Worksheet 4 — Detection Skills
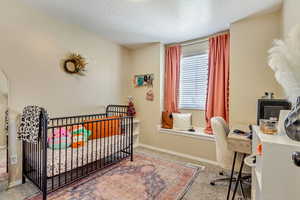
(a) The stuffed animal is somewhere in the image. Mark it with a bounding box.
[127,96,136,117]
[69,125,91,148]
[48,127,72,149]
[71,132,87,148]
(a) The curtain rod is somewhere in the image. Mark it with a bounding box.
[181,39,208,47]
[166,30,229,47]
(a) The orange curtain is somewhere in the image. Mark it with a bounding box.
[164,45,181,113]
[205,33,230,134]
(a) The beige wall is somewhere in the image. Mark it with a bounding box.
[0,94,8,147]
[229,10,284,127]
[0,70,8,147]
[0,0,130,184]
[0,70,8,96]
[283,0,300,37]
[125,44,217,162]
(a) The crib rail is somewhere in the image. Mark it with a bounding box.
[49,113,107,127]
[23,105,133,200]
[106,104,129,117]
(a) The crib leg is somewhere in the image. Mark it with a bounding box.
[130,147,133,162]
[43,191,47,200]
[22,175,26,184]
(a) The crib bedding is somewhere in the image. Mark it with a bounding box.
[46,134,128,177]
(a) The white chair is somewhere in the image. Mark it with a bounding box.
[210,117,250,186]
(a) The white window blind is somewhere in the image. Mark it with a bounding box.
[179,53,209,110]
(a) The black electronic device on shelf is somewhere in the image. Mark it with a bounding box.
[257,99,291,125]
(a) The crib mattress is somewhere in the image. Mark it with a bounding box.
[46,135,128,177]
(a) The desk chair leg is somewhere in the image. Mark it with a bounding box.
[210,177,237,185]
[239,180,246,199]
[232,154,246,200]
[227,152,237,200]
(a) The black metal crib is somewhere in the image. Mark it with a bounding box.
[22,105,133,200]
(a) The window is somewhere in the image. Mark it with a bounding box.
[179,43,209,110]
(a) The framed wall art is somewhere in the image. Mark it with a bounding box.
[134,74,154,87]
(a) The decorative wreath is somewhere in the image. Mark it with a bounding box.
[64,53,87,74]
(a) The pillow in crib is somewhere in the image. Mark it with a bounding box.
[172,113,192,131]
[69,125,92,137]
[48,127,72,149]
[71,133,88,148]
[84,116,121,140]
[70,126,91,148]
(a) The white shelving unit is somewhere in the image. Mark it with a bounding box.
[252,126,300,200]
[132,119,140,148]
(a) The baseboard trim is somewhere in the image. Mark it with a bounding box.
[8,179,22,188]
[138,143,218,166]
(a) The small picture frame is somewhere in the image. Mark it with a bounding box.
[134,74,154,87]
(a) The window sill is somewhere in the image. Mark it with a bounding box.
[157,126,215,141]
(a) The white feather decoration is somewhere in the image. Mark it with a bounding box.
[268,24,300,104]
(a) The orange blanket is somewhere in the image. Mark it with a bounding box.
[84,116,121,140]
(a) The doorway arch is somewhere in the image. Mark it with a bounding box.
[0,68,8,187]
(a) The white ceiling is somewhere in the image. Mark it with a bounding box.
[21,0,281,47]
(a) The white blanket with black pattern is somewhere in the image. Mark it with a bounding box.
[5,109,8,134]
[17,105,48,143]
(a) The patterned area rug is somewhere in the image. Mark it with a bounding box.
[28,153,202,200]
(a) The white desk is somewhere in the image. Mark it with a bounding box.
[252,126,300,200]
